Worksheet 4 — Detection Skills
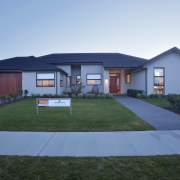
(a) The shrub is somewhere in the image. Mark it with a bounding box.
[77,93,84,98]
[97,94,106,99]
[127,89,143,98]
[85,93,96,99]
[71,94,76,98]
[52,94,60,98]
[24,89,29,97]
[106,93,113,99]
[42,94,53,98]
[61,94,70,98]
[167,94,180,110]
[137,93,143,98]
[149,94,158,98]
[31,94,41,98]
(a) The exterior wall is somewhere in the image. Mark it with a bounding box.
[56,65,71,76]
[144,52,180,95]
[81,65,104,93]
[22,72,58,96]
[124,70,146,93]
[103,69,109,93]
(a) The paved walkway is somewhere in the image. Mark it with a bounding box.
[114,96,180,130]
[0,131,180,157]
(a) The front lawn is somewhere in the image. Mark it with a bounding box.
[143,97,170,107]
[0,98,153,131]
[0,156,180,179]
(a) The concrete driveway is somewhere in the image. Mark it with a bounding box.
[114,96,180,130]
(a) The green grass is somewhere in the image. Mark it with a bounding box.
[143,97,170,107]
[0,98,153,131]
[0,156,180,179]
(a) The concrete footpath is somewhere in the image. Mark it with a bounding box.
[114,96,180,130]
[0,131,180,157]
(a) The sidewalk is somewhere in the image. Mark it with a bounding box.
[114,96,180,130]
[0,131,180,157]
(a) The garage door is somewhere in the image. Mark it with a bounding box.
[0,72,22,95]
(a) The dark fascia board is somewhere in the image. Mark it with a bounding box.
[143,47,180,66]
[104,67,138,70]
[23,69,68,75]
[0,69,22,73]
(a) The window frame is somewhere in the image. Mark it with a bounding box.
[86,73,102,86]
[153,67,165,94]
[36,72,55,87]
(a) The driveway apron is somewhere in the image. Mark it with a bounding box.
[114,96,180,130]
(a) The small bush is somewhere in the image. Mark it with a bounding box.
[71,94,76,98]
[31,94,41,98]
[61,94,70,98]
[127,89,144,98]
[106,93,113,99]
[97,94,106,99]
[167,94,180,110]
[149,94,158,98]
[77,93,84,98]
[137,93,143,99]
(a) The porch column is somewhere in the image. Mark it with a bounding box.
[104,69,109,93]
[121,69,125,94]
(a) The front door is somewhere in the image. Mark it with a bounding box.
[110,75,120,93]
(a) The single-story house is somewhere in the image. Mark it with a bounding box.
[0,47,179,96]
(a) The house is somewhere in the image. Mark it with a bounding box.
[0,47,179,96]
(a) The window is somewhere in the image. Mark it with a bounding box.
[125,73,131,84]
[60,73,63,87]
[87,74,102,85]
[60,80,63,87]
[76,75,81,85]
[154,68,164,94]
[36,73,55,87]
[66,76,71,87]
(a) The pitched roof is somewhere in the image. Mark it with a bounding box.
[0,56,67,73]
[38,53,147,68]
[0,53,148,71]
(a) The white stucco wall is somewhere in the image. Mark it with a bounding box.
[56,65,71,76]
[22,72,62,96]
[124,70,146,93]
[81,65,104,93]
[103,69,109,93]
[144,52,180,95]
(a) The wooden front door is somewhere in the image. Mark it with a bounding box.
[110,75,120,93]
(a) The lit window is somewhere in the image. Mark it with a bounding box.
[87,74,101,85]
[154,68,164,94]
[36,73,55,87]
[125,73,131,84]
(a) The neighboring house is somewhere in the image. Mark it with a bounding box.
[0,47,179,96]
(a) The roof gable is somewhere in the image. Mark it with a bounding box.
[144,47,180,66]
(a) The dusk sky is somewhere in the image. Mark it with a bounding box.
[0,0,180,60]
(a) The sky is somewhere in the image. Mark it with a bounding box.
[0,0,180,60]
